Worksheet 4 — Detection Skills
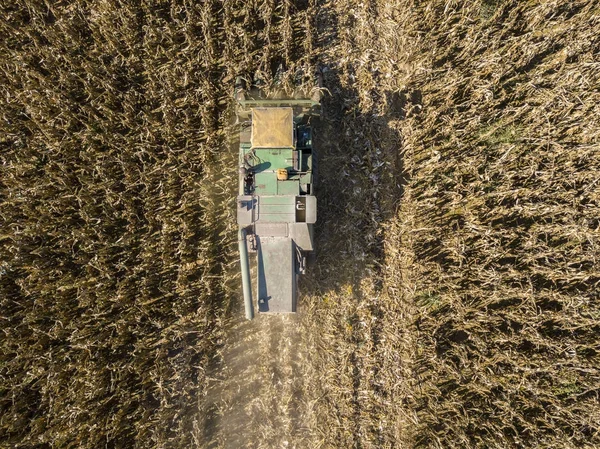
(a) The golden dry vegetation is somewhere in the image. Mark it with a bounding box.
[1,0,599,448]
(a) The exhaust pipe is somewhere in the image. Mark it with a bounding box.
[238,227,254,320]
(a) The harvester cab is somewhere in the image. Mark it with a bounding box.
[235,73,322,319]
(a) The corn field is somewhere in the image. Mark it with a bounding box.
[1,0,599,448]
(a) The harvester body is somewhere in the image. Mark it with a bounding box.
[236,92,319,318]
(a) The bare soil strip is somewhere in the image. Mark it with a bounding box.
[202,315,313,449]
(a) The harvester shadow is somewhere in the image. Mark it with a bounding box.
[294,66,409,446]
[299,66,406,298]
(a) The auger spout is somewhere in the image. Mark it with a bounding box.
[238,227,254,320]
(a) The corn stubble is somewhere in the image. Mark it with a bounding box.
[1,0,599,448]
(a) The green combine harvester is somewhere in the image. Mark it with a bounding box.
[235,72,322,319]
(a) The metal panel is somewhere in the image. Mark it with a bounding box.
[236,195,255,225]
[305,196,317,224]
[254,148,295,170]
[256,195,296,223]
[277,180,299,195]
[289,223,314,251]
[254,223,288,238]
[254,172,278,195]
[257,237,296,313]
[299,172,312,185]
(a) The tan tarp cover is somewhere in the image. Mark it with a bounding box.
[251,107,294,149]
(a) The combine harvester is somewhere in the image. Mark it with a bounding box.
[235,72,322,319]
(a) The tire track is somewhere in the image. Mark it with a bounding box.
[201,314,313,449]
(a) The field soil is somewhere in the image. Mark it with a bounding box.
[2,1,599,449]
